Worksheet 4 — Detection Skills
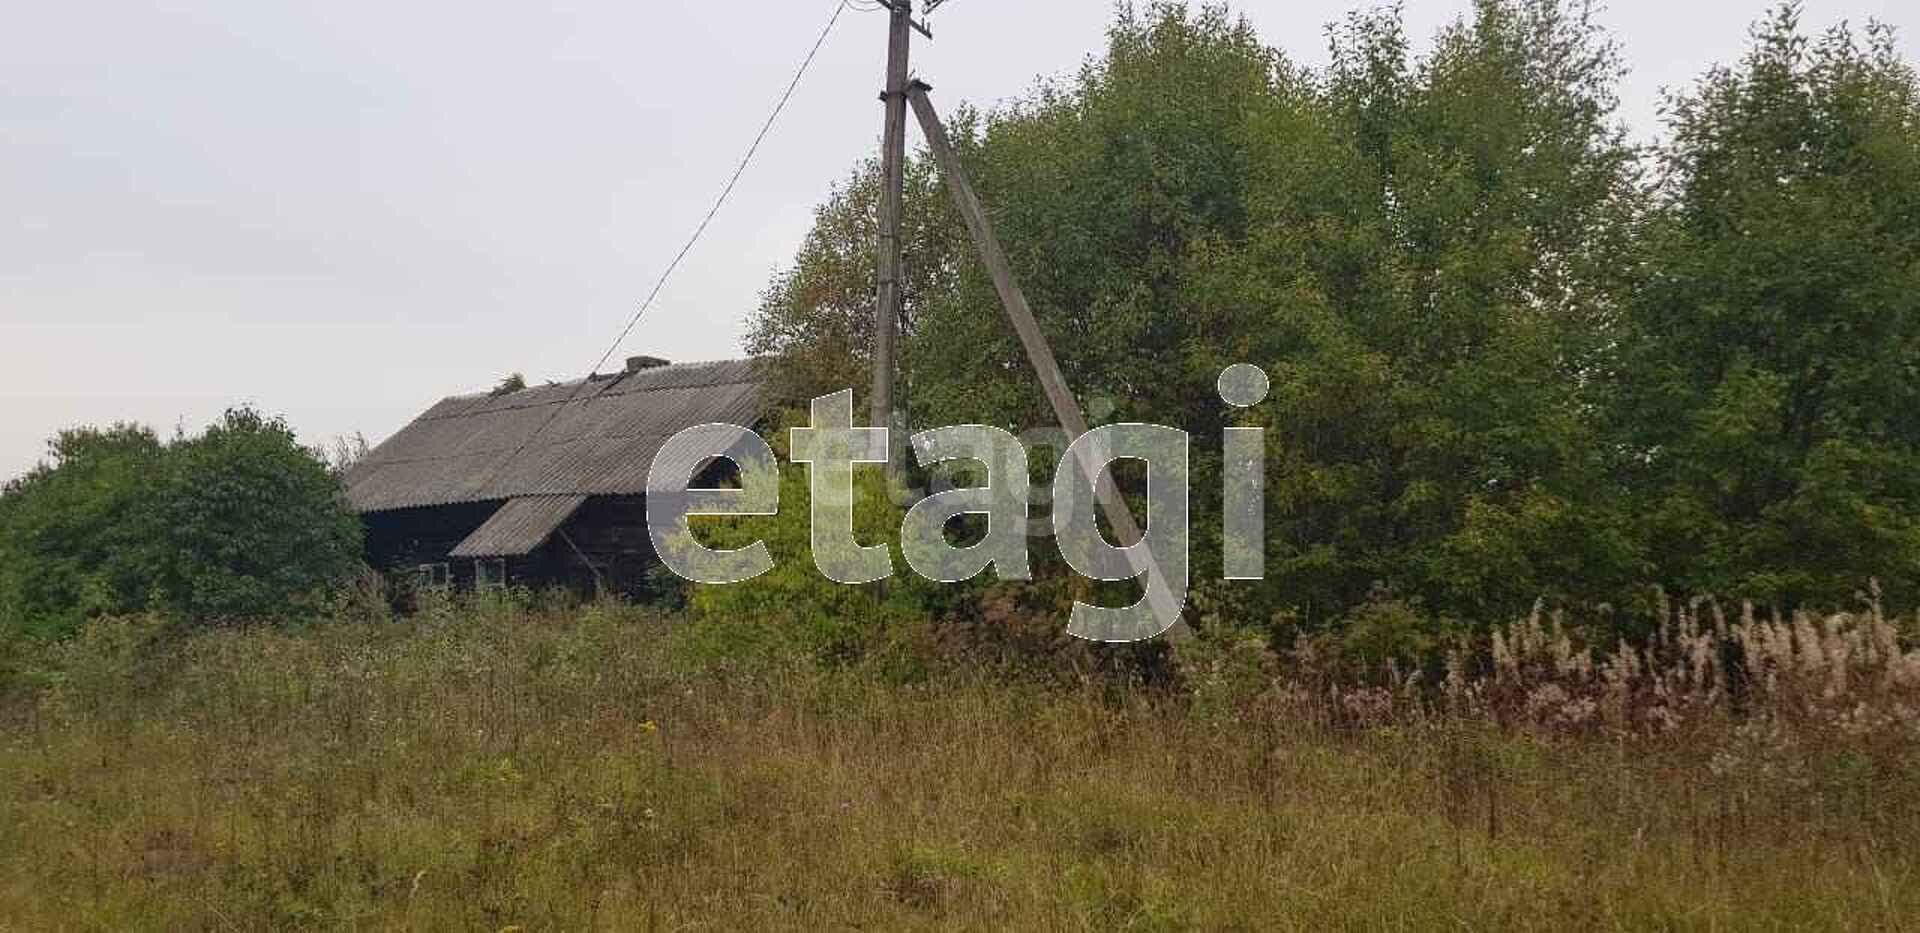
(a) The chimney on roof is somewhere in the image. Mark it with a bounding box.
[624,355,671,374]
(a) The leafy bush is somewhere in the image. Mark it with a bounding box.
[0,407,363,637]
[671,425,944,667]
[0,424,162,638]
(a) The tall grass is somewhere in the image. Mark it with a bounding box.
[1,597,1916,929]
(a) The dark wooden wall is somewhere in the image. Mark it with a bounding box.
[524,495,664,599]
[361,495,670,601]
[362,501,498,590]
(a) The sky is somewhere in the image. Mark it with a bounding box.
[3,0,1916,482]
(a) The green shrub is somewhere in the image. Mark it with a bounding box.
[672,455,941,668]
[1326,590,1447,675]
[0,407,363,638]
[0,424,162,638]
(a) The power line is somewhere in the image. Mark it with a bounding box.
[583,0,853,380]
[467,0,851,497]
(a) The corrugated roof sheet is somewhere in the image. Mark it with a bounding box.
[345,359,766,513]
[450,494,588,558]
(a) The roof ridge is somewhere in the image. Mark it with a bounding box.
[344,359,766,513]
[443,357,760,402]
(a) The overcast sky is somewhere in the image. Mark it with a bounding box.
[3,0,1915,481]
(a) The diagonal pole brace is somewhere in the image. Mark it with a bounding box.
[905,80,1189,642]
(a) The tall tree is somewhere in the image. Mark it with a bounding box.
[744,151,964,409]
[1619,4,1920,607]
[141,408,365,623]
[746,0,1647,630]
[905,2,1283,432]
[1197,0,1644,624]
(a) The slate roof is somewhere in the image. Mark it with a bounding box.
[448,494,588,558]
[344,359,765,514]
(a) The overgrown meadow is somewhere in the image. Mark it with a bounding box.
[2,591,1917,929]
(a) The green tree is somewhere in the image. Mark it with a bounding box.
[0,407,364,637]
[141,408,365,623]
[745,151,965,408]
[906,2,1282,433]
[1618,4,1920,607]
[748,0,1920,638]
[0,425,164,638]
[1232,0,1645,625]
[746,0,1648,635]
[890,2,1291,603]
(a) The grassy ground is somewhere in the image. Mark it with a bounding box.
[1,606,1914,930]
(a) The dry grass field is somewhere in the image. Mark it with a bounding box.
[2,600,1917,930]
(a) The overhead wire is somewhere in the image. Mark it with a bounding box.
[581,0,855,380]
[470,0,853,495]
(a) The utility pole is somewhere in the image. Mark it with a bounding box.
[861,4,1187,638]
[871,0,913,473]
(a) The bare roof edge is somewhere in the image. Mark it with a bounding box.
[344,357,766,514]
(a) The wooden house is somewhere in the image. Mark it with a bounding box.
[342,356,764,596]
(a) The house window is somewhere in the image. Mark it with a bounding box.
[416,563,451,590]
[475,558,508,591]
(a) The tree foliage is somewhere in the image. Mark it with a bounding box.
[1208,0,1645,624]
[1617,6,1920,609]
[747,0,1920,637]
[0,408,363,637]
[0,425,164,639]
[671,415,946,666]
[744,149,966,409]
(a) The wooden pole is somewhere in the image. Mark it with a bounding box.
[906,81,1187,639]
[871,0,913,471]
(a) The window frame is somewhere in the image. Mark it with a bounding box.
[416,562,451,590]
[474,557,508,592]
